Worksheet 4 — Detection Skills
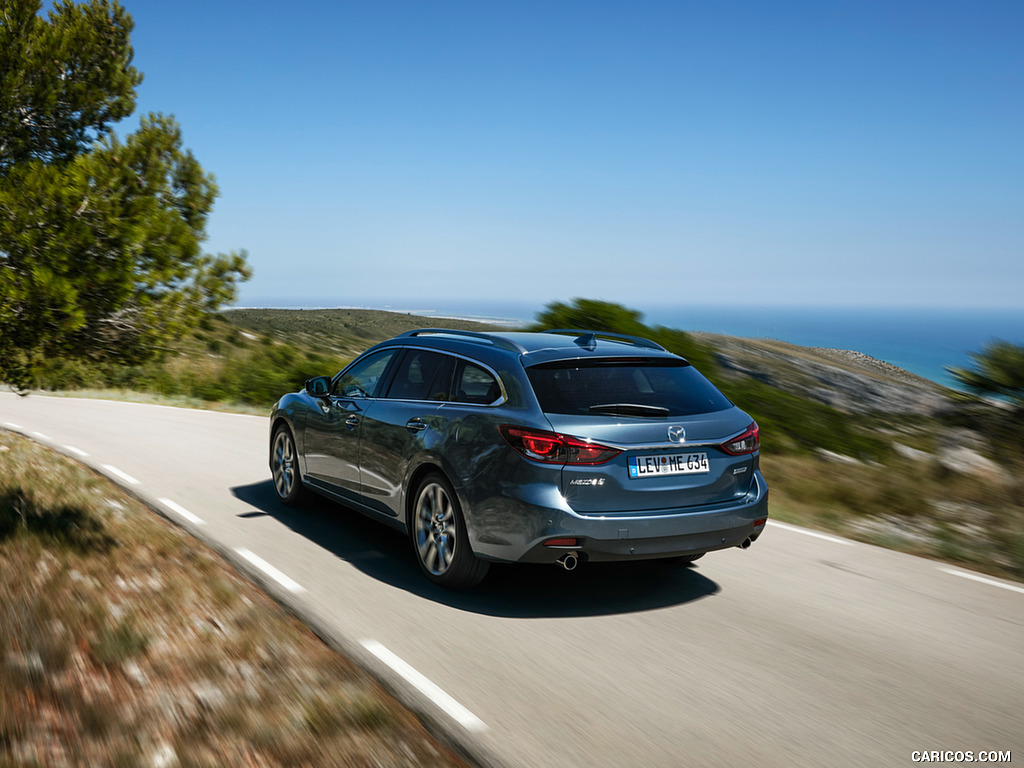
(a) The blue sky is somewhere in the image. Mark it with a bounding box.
[114,0,1022,312]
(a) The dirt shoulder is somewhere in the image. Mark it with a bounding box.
[0,430,473,768]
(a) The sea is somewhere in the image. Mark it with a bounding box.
[242,298,1024,391]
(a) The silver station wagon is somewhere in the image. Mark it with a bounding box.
[270,329,768,588]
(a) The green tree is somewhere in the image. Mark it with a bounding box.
[0,0,249,390]
[533,298,650,337]
[950,341,1024,409]
[532,298,717,372]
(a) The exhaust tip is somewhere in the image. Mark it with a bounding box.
[557,552,579,571]
[739,537,753,549]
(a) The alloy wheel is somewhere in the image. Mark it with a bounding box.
[414,481,457,575]
[272,428,296,500]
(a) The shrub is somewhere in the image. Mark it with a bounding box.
[721,377,888,460]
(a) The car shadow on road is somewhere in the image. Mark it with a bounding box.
[231,479,721,618]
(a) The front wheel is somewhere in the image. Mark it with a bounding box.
[271,425,306,505]
[411,473,489,589]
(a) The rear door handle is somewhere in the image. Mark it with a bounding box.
[406,418,428,432]
[345,415,361,428]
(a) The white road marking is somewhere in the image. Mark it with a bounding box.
[939,567,1024,595]
[767,520,855,545]
[234,548,305,593]
[63,445,89,457]
[361,639,488,733]
[159,498,205,526]
[102,464,141,485]
[3,422,23,429]
[31,431,51,441]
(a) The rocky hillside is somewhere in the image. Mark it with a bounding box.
[701,333,950,416]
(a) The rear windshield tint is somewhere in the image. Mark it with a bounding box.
[526,358,732,417]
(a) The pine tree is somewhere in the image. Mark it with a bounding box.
[0,0,250,390]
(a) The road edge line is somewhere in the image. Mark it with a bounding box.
[767,519,855,545]
[939,567,1024,595]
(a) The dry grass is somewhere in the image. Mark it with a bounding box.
[0,431,470,768]
[763,451,1024,582]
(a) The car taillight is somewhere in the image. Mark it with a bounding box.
[499,425,621,465]
[721,422,760,455]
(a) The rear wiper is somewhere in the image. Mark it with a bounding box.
[589,403,670,417]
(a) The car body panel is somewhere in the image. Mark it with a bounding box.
[358,399,446,517]
[302,396,365,492]
[542,410,757,513]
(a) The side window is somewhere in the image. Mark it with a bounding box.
[384,350,454,401]
[334,349,396,398]
[453,361,502,405]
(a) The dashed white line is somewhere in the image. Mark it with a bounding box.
[31,431,51,441]
[767,520,855,545]
[63,445,89,457]
[102,464,140,485]
[234,548,305,593]
[361,639,488,732]
[3,422,23,430]
[940,567,1024,595]
[159,498,205,526]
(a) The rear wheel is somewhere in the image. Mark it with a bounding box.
[412,473,489,589]
[271,425,306,505]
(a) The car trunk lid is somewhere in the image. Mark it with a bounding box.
[544,410,757,514]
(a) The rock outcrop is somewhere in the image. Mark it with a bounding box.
[705,334,950,416]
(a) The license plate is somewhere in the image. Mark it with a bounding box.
[628,452,709,478]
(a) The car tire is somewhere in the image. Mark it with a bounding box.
[271,424,306,506]
[411,473,489,589]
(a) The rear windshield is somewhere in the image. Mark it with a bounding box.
[526,357,732,417]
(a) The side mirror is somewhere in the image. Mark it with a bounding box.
[304,376,332,398]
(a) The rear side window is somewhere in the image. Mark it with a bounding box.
[453,361,502,405]
[526,358,732,417]
[384,350,454,401]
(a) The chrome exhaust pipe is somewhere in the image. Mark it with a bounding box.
[557,552,579,571]
[739,537,752,549]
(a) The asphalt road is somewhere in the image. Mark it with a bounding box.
[2,392,1021,768]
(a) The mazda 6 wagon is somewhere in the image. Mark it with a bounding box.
[269,328,768,588]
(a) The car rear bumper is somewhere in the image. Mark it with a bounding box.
[467,470,769,564]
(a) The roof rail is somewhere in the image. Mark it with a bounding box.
[541,328,667,351]
[400,328,527,354]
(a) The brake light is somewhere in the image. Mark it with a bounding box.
[721,422,760,455]
[519,430,563,461]
[499,425,621,465]
[564,435,621,464]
